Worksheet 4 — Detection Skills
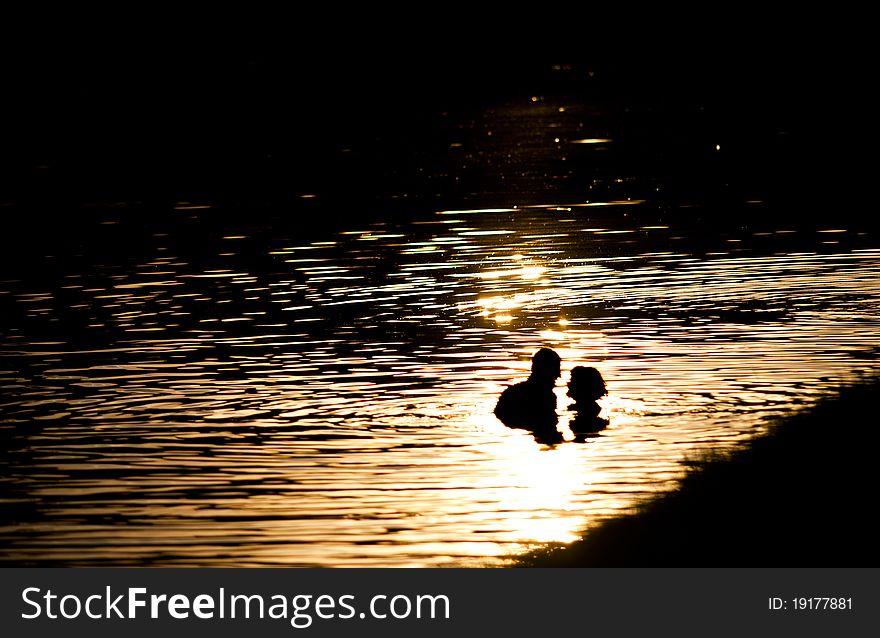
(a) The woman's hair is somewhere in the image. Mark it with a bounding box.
[568,366,607,400]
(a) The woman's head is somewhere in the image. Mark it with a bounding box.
[567,366,607,401]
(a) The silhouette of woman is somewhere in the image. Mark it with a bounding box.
[566,366,608,437]
[494,348,563,443]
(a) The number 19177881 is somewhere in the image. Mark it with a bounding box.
[769,597,852,611]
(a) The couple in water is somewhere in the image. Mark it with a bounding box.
[494,348,607,443]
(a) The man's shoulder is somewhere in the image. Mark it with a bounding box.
[494,379,558,428]
[497,380,552,406]
[498,380,538,400]
[501,380,529,394]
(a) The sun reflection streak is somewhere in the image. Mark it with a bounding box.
[474,432,612,545]
[476,295,525,312]
[477,265,547,280]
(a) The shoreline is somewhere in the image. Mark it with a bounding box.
[518,376,880,567]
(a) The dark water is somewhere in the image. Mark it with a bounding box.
[2,75,879,565]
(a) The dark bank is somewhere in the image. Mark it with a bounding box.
[520,377,880,566]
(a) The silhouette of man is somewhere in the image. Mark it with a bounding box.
[494,348,562,436]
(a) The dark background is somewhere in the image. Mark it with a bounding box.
[1,26,874,273]
[3,36,872,201]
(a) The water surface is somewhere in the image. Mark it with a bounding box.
[2,96,879,566]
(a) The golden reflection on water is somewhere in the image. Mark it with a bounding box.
[2,203,880,566]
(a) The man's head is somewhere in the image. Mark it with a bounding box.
[530,348,561,384]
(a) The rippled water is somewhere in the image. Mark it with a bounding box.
[2,95,880,566]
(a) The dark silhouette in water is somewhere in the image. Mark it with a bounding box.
[567,366,608,438]
[494,348,563,443]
